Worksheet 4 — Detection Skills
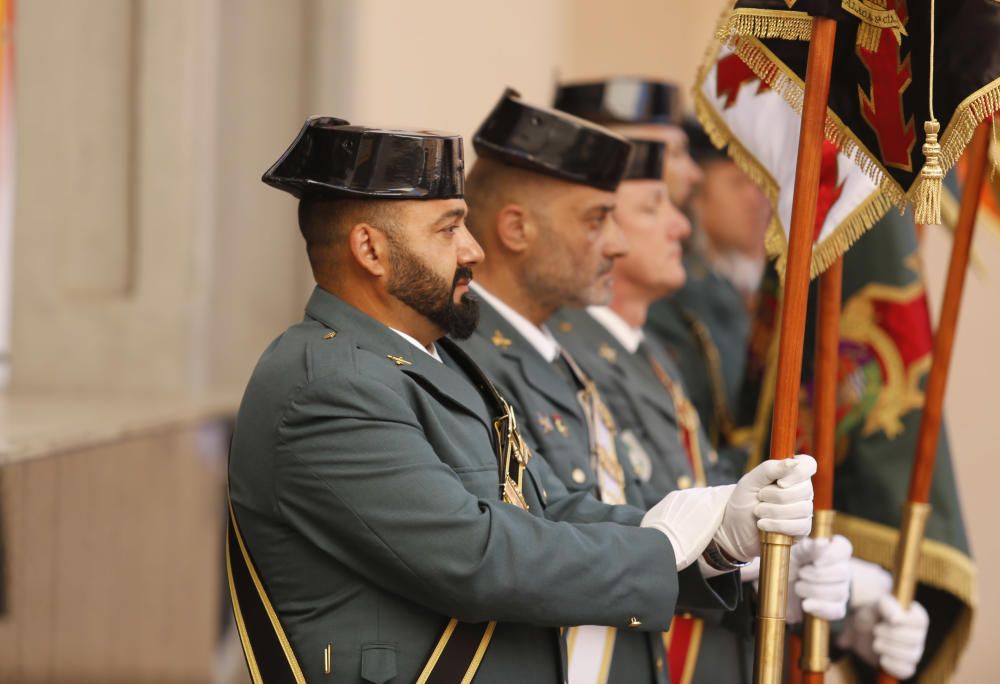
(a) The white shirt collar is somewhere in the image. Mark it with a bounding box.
[587,306,644,354]
[471,282,561,362]
[389,327,442,362]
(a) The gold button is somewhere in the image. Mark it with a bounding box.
[628,617,642,628]
[572,468,586,484]
[323,331,337,340]
[677,475,692,490]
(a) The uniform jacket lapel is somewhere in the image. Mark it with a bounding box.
[473,298,582,418]
[304,287,493,431]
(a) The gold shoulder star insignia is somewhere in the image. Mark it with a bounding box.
[386,354,412,366]
[491,330,513,348]
[598,343,618,363]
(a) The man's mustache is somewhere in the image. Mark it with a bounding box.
[453,267,474,287]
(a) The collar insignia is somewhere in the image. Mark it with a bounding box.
[553,413,569,436]
[598,343,618,363]
[558,321,573,332]
[537,413,554,434]
[491,330,513,348]
[386,354,412,366]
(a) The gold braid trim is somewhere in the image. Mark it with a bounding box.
[721,34,1000,222]
[717,8,815,41]
[833,513,977,684]
[833,513,977,608]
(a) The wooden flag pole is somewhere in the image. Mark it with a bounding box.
[799,255,844,684]
[754,15,838,684]
[876,117,993,684]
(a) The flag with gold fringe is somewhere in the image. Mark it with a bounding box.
[715,0,1000,270]
[694,7,893,279]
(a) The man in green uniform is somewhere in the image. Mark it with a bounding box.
[554,80,750,457]
[228,117,816,683]
[456,89,816,684]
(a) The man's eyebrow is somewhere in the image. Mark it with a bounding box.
[587,202,616,214]
[434,207,467,224]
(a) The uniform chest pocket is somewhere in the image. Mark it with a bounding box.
[360,642,397,684]
[539,442,596,494]
[451,464,500,500]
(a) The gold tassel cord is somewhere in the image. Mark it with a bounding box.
[914,0,943,225]
[914,120,944,224]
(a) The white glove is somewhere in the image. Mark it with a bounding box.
[873,594,930,680]
[785,535,852,625]
[837,558,893,667]
[837,559,929,680]
[641,485,734,570]
[714,454,816,561]
[739,556,761,583]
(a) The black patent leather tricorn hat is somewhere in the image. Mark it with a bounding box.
[472,89,632,192]
[263,116,464,200]
[623,138,667,181]
[553,77,683,126]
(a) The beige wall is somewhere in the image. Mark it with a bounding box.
[561,0,727,94]
[5,0,999,681]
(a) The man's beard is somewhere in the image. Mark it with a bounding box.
[386,236,480,339]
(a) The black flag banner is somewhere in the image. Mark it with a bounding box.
[718,0,1000,225]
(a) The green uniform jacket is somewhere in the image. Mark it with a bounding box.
[454,297,739,684]
[645,252,749,457]
[552,308,756,684]
[230,288,701,684]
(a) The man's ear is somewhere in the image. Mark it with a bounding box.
[495,203,534,254]
[348,222,390,277]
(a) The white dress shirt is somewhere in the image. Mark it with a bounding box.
[587,306,645,354]
[471,282,561,362]
[390,327,442,362]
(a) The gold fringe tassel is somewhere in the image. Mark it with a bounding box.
[940,82,1000,171]
[856,23,882,52]
[914,120,944,224]
[717,9,814,41]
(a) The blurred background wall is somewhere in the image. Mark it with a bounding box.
[1,0,996,681]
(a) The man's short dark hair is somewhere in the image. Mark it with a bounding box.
[297,198,401,251]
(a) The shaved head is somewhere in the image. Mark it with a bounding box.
[464,157,560,243]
